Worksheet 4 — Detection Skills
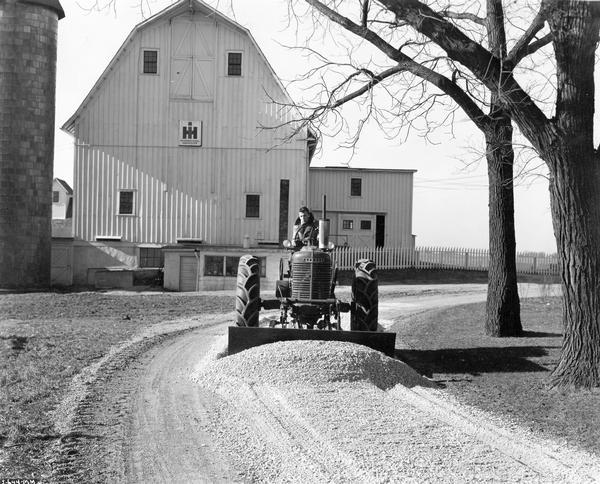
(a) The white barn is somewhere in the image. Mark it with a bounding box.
[60,0,416,290]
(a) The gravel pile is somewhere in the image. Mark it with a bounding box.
[198,340,436,390]
[192,339,600,483]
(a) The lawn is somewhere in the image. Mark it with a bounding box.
[1,284,598,480]
[393,297,600,455]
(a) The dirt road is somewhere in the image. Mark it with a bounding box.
[49,284,600,482]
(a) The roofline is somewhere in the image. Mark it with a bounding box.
[53,177,73,194]
[22,0,65,19]
[309,166,417,174]
[61,0,296,136]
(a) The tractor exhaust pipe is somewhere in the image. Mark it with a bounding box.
[319,194,330,249]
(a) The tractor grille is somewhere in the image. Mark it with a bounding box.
[292,259,331,300]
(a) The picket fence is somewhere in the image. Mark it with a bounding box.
[332,246,559,275]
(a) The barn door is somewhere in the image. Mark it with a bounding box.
[170,17,215,100]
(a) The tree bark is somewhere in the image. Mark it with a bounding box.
[544,1,600,387]
[484,111,522,336]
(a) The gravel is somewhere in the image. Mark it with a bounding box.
[193,340,600,483]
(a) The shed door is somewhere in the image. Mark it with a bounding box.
[179,256,198,291]
[51,245,72,286]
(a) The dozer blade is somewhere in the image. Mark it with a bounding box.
[228,326,396,357]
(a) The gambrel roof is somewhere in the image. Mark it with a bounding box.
[61,0,294,135]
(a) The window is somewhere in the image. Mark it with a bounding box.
[246,194,260,218]
[52,191,59,203]
[350,178,362,197]
[140,248,164,268]
[360,220,372,230]
[227,52,242,76]
[342,220,354,230]
[143,50,158,74]
[204,255,266,277]
[205,255,228,276]
[118,190,134,215]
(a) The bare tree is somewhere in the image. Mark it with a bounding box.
[294,0,600,388]
[285,0,557,337]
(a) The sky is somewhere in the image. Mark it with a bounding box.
[53,0,557,253]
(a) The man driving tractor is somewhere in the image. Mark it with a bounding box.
[293,206,319,248]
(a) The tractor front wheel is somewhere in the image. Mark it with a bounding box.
[235,255,261,327]
[351,259,378,331]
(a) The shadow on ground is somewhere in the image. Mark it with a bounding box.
[396,346,560,378]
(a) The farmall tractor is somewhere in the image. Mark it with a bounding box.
[228,203,396,356]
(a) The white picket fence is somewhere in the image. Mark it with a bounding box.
[332,246,559,275]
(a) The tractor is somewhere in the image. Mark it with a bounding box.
[228,203,396,356]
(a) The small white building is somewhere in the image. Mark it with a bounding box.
[59,0,416,290]
[52,178,72,220]
[51,178,73,286]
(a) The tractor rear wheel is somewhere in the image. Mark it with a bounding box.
[235,255,260,327]
[351,259,378,331]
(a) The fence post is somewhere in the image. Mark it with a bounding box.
[465,251,469,270]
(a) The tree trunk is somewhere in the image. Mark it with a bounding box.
[484,112,522,337]
[483,0,521,337]
[544,1,600,388]
[548,157,600,387]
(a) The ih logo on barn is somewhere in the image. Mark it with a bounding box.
[179,120,202,146]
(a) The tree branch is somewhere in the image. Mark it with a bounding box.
[442,10,486,26]
[506,3,552,65]
[361,0,369,28]
[304,0,490,131]
[377,0,555,153]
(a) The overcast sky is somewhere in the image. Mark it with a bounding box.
[54,0,557,253]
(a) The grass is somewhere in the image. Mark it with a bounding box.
[394,297,600,455]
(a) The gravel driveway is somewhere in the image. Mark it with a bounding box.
[48,283,600,482]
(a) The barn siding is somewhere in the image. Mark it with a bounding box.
[309,168,415,248]
[69,3,308,249]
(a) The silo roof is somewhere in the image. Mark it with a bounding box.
[22,0,65,19]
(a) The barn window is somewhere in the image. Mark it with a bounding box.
[143,50,158,74]
[245,194,260,218]
[350,178,362,197]
[204,255,266,277]
[118,190,135,215]
[52,191,59,203]
[360,220,371,230]
[227,52,242,76]
[342,220,354,230]
[139,248,164,268]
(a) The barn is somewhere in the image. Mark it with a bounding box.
[60,0,415,290]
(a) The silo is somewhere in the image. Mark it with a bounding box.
[0,0,64,289]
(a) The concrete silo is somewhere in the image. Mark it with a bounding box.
[0,0,65,289]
